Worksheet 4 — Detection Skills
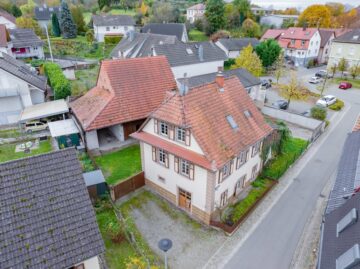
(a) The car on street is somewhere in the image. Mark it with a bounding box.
[309,76,323,84]
[315,70,333,79]
[272,100,289,110]
[339,82,352,90]
[316,95,337,107]
[261,79,272,89]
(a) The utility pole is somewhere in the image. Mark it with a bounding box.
[44,25,53,62]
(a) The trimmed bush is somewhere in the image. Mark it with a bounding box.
[311,106,327,121]
[104,35,122,45]
[44,62,71,99]
[329,99,344,111]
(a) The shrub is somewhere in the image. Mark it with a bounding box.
[311,106,327,121]
[329,99,344,111]
[307,58,315,68]
[44,62,71,99]
[224,59,235,70]
[104,35,122,45]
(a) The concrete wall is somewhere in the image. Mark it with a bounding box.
[109,123,125,142]
[30,88,45,104]
[94,25,135,42]
[0,96,22,124]
[171,60,224,79]
[248,85,266,107]
[86,130,99,150]
[327,42,360,69]
[74,256,101,269]
[63,68,76,80]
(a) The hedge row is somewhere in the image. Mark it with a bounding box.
[104,35,122,45]
[44,62,71,100]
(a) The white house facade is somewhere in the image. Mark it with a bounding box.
[92,15,135,42]
[215,38,259,59]
[171,60,224,79]
[0,12,16,29]
[186,3,206,23]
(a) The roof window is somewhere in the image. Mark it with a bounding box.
[186,48,193,55]
[336,244,360,269]
[244,110,252,118]
[353,35,359,40]
[337,208,357,236]
[226,115,238,129]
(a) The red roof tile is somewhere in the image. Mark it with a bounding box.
[71,56,177,131]
[0,24,7,47]
[261,29,285,41]
[136,76,273,168]
[281,27,318,40]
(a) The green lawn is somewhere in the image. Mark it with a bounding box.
[188,29,208,42]
[262,138,308,180]
[84,8,136,24]
[0,128,21,139]
[70,65,100,97]
[95,145,141,185]
[333,77,360,89]
[0,139,52,163]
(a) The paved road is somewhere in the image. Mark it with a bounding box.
[225,83,360,268]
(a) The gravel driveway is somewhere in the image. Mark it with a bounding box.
[131,198,227,269]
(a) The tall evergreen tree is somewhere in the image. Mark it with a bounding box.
[70,5,86,35]
[51,13,61,37]
[60,0,77,39]
[10,4,22,17]
[205,0,225,34]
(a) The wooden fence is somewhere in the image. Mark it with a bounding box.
[109,171,145,201]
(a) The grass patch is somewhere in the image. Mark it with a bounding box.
[0,128,21,139]
[328,99,344,111]
[78,152,96,172]
[70,65,100,97]
[262,137,308,180]
[0,139,52,163]
[188,29,208,42]
[333,77,360,89]
[95,145,141,185]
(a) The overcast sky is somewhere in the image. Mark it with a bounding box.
[251,0,358,10]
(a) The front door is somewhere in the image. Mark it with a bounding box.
[178,188,191,211]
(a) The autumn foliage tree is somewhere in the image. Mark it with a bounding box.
[279,72,309,108]
[16,17,43,36]
[231,44,263,77]
[297,5,331,28]
[241,18,260,38]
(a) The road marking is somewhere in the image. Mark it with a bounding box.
[203,103,352,269]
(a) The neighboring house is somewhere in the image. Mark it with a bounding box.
[34,5,61,27]
[154,41,227,79]
[131,74,272,224]
[0,52,47,125]
[70,56,177,151]
[0,24,11,55]
[215,38,260,58]
[251,7,274,16]
[0,148,105,269]
[278,27,321,67]
[110,32,177,59]
[261,29,285,41]
[327,29,360,70]
[0,9,16,29]
[318,29,335,64]
[92,14,135,42]
[141,23,188,42]
[9,28,44,59]
[260,15,299,28]
[186,3,206,23]
[177,68,266,107]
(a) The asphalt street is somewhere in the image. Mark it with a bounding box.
[225,70,360,269]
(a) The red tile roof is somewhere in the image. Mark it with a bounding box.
[261,29,285,41]
[0,9,15,24]
[0,24,7,47]
[71,56,177,131]
[135,76,272,168]
[281,27,318,40]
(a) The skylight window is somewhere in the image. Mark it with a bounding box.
[244,110,252,118]
[226,115,238,129]
[337,208,357,236]
[186,48,193,55]
[336,244,360,269]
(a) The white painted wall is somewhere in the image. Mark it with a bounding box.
[142,142,209,211]
[13,46,45,59]
[0,96,22,124]
[86,130,99,150]
[30,88,45,104]
[94,25,135,42]
[142,118,205,155]
[171,60,224,79]
[63,68,76,80]
[109,123,125,142]
[186,9,205,23]
[74,256,101,269]
[215,41,229,57]
[0,16,16,29]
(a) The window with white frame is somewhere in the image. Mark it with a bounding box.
[106,26,110,31]
[160,122,168,136]
[252,141,261,157]
[220,189,228,207]
[176,127,186,142]
[219,161,232,182]
[158,149,167,165]
[180,159,190,176]
[237,151,247,169]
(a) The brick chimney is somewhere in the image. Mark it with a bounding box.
[215,67,224,88]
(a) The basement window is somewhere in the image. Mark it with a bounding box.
[336,244,360,269]
[337,208,357,237]
[226,115,238,129]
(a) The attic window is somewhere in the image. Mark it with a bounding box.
[353,35,359,40]
[226,115,238,129]
[337,208,357,236]
[336,244,360,269]
[186,48,193,55]
[244,110,252,118]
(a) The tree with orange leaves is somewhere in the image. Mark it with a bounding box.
[297,5,331,28]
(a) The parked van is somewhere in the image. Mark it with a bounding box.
[25,120,48,133]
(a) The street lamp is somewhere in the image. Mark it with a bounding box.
[158,238,172,269]
[43,25,53,62]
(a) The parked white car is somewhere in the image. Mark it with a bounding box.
[309,76,323,84]
[316,95,337,107]
[24,120,48,133]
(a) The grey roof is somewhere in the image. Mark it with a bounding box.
[177,68,261,89]
[92,14,135,26]
[0,148,105,269]
[155,41,227,67]
[110,32,177,58]
[217,38,260,51]
[34,6,61,21]
[9,28,44,48]
[326,131,360,214]
[83,170,106,187]
[319,29,334,48]
[0,52,47,91]
[319,192,360,269]
[334,29,360,44]
[141,23,186,40]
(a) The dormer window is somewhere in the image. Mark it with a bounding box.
[176,127,186,142]
[301,40,305,46]
[160,121,168,136]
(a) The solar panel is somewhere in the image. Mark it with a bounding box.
[336,244,360,269]
[337,208,357,236]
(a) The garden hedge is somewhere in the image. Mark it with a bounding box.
[44,62,71,99]
[104,35,122,45]
[329,99,344,111]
